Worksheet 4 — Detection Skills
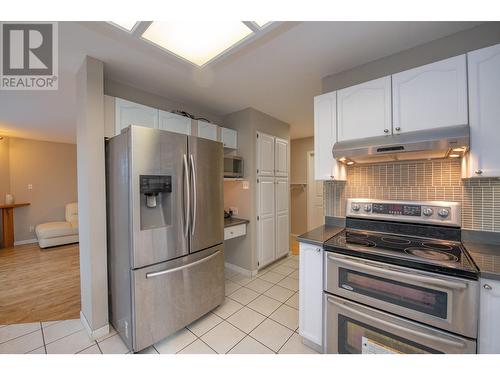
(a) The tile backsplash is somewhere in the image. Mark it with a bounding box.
[324,159,500,232]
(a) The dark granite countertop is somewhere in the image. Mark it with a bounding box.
[463,241,500,281]
[224,217,250,228]
[297,225,344,246]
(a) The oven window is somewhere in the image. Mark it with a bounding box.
[339,269,448,319]
[338,315,440,354]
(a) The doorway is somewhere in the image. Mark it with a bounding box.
[307,151,324,230]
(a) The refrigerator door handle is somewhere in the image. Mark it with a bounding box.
[183,154,190,237]
[146,250,220,279]
[190,154,197,236]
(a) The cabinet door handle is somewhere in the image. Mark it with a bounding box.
[395,127,401,131]
[475,170,483,175]
[484,284,492,290]
[384,129,389,134]
[316,248,321,253]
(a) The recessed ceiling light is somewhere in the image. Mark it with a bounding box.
[141,21,253,67]
[109,21,138,32]
[449,154,461,158]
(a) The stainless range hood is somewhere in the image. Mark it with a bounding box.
[332,125,469,164]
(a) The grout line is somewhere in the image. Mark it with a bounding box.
[39,322,47,354]
[0,325,42,345]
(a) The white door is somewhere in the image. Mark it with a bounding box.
[257,132,275,176]
[307,152,324,230]
[275,178,289,258]
[158,110,192,135]
[465,43,500,178]
[115,98,158,134]
[257,177,276,268]
[313,92,346,181]
[221,127,237,149]
[196,120,218,141]
[392,55,468,134]
[478,278,500,353]
[337,76,392,141]
[275,138,289,177]
[299,242,323,348]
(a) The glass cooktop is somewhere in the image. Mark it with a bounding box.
[324,229,478,279]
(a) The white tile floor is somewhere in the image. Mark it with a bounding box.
[0,254,318,354]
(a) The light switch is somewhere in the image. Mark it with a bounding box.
[28,184,33,190]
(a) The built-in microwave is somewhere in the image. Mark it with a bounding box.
[224,155,244,178]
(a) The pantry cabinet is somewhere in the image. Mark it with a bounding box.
[313,92,346,181]
[257,176,276,268]
[337,76,392,141]
[158,110,192,135]
[463,43,500,178]
[478,278,500,353]
[299,242,323,350]
[115,98,158,134]
[275,178,290,259]
[392,55,468,134]
[256,132,276,176]
[275,137,289,177]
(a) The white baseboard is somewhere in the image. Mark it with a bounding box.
[14,238,38,246]
[224,262,257,277]
[80,311,110,341]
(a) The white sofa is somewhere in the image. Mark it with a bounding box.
[35,203,79,248]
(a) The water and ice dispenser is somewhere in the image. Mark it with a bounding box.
[139,175,172,230]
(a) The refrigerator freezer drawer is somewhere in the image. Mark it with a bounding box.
[131,245,225,352]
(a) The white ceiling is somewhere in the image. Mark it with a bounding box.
[0,21,482,143]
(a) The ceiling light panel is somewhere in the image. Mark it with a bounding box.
[141,21,253,66]
[254,21,271,27]
[109,21,138,32]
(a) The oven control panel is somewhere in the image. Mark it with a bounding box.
[347,199,461,227]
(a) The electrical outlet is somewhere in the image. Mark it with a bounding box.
[28,184,33,190]
[229,206,239,215]
[29,225,34,233]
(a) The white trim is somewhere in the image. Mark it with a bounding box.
[80,311,110,341]
[13,238,38,246]
[224,262,257,277]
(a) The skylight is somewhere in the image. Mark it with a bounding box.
[141,21,253,67]
[109,21,138,32]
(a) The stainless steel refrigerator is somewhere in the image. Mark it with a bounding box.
[106,125,225,352]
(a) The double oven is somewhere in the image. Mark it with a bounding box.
[322,199,479,354]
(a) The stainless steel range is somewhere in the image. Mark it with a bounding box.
[323,199,479,354]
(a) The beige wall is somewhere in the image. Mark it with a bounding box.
[1,138,77,243]
[290,137,313,235]
[322,22,500,93]
[223,108,290,272]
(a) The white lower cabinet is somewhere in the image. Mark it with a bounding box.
[299,242,323,350]
[257,177,276,268]
[479,278,500,353]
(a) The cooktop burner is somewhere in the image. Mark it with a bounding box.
[324,228,478,279]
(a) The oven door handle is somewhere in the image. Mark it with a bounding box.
[328,255,468,291]
[326,296,467,349]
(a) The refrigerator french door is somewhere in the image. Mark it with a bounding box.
[107,126,224,353]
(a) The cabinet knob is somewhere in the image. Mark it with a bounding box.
[384,129,389,134]
[484,284,492,290]
[316,248,321,253]
[475,170,483,175]
[395,127,401,132]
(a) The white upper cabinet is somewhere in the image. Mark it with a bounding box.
[275,137,289,177]
[196,120,218,141]
[392,55,468,134]
[337,76,392,141]
[257,132,275,176]
[464,43,500,178]
[158,110,192,135]
[115,98,159,134]
[220,127,237,149]
[313,92,346,181]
